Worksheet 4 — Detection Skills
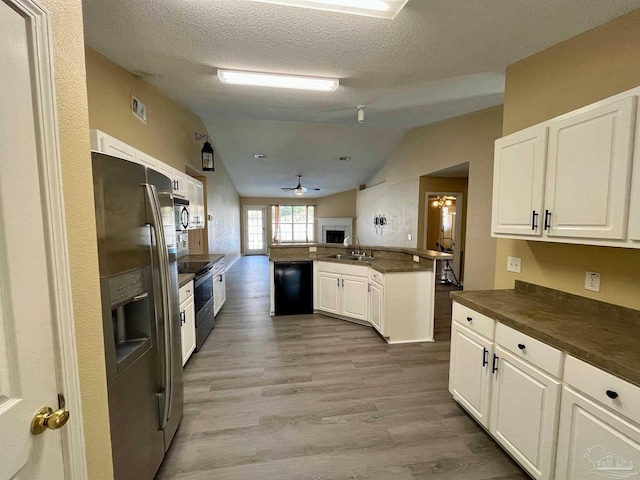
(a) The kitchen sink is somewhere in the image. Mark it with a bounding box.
[326,254,374,261]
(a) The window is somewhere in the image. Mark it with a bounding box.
[272,205,315,243]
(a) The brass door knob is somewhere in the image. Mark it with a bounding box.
[31,402,70,435]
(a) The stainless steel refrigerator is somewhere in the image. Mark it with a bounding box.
[92,152,183,480]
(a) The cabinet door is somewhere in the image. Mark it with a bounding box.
[181,297,196,366]
[629,110,640,242]
[490,345,561,480]
[195,180,205,228]
[213,273,226,316]
[449,322,493,428]
[492,126,547,236]
[173,170,187,198]
[545,97,636,240]
[317,271,340,314]
[94,131,136,162]
[341,274,368,321]
[555,386,640,480]
[368,282,384,335]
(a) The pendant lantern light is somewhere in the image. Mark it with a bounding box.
[196,132,214,171]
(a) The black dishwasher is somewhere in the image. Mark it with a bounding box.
[274,261,313,315]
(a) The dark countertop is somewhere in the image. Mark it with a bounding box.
[269,244,441,273]
[451,281,640,387]
[269,243,453,261]
[179,253,225,265]
[178,273,195,287]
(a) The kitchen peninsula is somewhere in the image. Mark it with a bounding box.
[269,243,452,344]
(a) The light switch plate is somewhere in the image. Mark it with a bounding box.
[585,271,601,292]
[407,233,412,241]
[507,256,521,273]
[413,255,419,263]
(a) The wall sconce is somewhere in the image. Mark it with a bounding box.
[196,132,214,172]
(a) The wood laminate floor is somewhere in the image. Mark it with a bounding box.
[157,256,528,479]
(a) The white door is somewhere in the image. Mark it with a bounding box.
[317,271,341,314]
[341,274,368,321]
[448,322,493,428]
[1,1,79,478]
[369,282,384,334]
[492,125,547,237]
[243,206,267,255]
[490,346,561,480]
[545,97,636,240]
[555,386,640,480]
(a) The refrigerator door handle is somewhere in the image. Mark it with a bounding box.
[145,183,173,428]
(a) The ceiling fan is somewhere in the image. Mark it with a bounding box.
[281,175,320,196]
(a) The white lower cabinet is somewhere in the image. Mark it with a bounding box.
[213,271,226,316]
[490,345,561,480]
[368,280,384,333]
[555,355,640,480]
[449,321,493,428]
[449,303,561,480]
[317,262,368,321]
[179,281,196,366]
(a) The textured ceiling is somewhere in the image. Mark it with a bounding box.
[82,0,640,197]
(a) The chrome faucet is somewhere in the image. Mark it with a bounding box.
[343,235,361,256]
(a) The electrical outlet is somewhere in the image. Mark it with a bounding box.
[585,271,601,292]
[413,255,420,263]
[507,256,521,273]
[309,246,317,252]
[407,233,412,241]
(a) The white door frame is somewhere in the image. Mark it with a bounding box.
[9,0,87,477]
[243,205,267,255]
[424,191,464,285]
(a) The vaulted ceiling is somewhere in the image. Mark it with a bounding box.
[82,0,640,197]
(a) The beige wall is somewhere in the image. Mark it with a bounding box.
[360,106,503,290]
[85,48,241,262]
[240,189,357,252]
[41,1,113,478]
[496,8,640,309]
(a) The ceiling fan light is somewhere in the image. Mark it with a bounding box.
[218,69,339,92]
[295,187,304,196]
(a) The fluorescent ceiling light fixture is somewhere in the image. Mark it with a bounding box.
[248,0,409,19]
[218,69,339,92]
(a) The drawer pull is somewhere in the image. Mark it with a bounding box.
[606,390,619,400]
[517,343,526,350]
[466,316,472,322]
[482,347,488,367]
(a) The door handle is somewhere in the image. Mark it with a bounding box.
[31,394,70,435]
[531,210,538,231]
[544,210,551,231]
[492,354,499,374]
[482,347,488,367]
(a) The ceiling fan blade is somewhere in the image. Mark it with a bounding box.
[281,187,296,191]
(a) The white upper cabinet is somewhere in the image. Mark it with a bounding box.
[492,90,640,248]
[492,125,548,236]
[545,97,636,240]
[90,130,136,163]
[157,162,174,183]
[172,170,187,198]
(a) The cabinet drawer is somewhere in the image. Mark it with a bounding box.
[564,355,640,425]
[369,269,384,286]
[496,323,563,377]
[179,280,194,304]
[317,261,368,277]
[452,302,495,339]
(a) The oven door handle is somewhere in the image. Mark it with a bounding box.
[145,183,173,428]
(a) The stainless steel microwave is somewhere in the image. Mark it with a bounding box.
[174,198,190,231]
